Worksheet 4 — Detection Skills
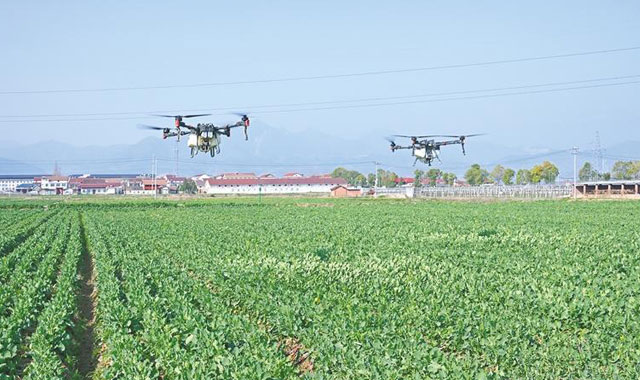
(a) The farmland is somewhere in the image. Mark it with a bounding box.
[0,198,639,379]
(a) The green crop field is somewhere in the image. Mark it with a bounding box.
[1,198,639,379]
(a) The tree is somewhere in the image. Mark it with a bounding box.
[413,169,424,188]
[612,160,640,180]
[579,162,597,181]
[490,165,505,184]
[425,168,442,186]
[516,169,531,185]
[355,174,367,187]
[442,172,457,186]
[331,167,364,186]
[464,164,489,185]
[376,169,399,188]
[179,179,198,194]
[531,161,559,184]
[502,168,515,185]
[367,173,376,187]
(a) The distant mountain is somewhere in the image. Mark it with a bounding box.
[0,123,637,179]
[0,157,47,175]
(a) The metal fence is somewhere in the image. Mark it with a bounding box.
[376,185,573,199]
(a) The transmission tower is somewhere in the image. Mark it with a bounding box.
[594,131,604,174]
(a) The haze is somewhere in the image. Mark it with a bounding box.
[1,1,639,155]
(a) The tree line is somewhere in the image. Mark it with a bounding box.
[464,161,559,185]
[330,159,640,188]
[579,160,640,181]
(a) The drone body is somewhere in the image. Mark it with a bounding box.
[139,113,250,158]
[388,134,483,166]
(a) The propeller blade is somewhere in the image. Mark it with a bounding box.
[153,113,211,119]
[137,124,165,130]
[460,133,486,138]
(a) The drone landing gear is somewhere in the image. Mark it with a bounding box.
[190,146,197,158]
[210,148,215,157]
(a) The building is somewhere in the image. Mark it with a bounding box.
[575,180,640,198]
[40,175,69,195]
[0,175,39,193]
[214,172,257,180]
[79,183,123,195]
[15,183,39,194]
[142,178,167,191]
[202,175,347,195]
[330,185,362,198]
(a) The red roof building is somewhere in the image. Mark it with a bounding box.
[202,175,347,195]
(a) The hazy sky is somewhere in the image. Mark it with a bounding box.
[1,0,639,150]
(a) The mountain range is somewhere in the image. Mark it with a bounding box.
[0,121,637,179]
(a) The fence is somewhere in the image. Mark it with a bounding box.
[375,185,573,199]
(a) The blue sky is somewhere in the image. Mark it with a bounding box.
[1,0,639,151]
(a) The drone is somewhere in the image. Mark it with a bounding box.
[387,134,483,166]
[139,113,250,157]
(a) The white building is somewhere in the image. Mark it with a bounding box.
[202,176,348,195]
[79,183,123,195]
[40,176,69,195]
[0,175,36,193]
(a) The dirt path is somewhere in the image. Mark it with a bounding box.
[75,213,97,379]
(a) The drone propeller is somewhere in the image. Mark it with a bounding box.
[230,112,251,140]
[137,124,166,131]
[138,124,171,139]
[384,137,398,151]
[393,134,448,139]
[455,134,485,154]
[153,113,212,127]
[154,113,212,119]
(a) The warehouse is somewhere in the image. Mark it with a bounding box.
[575,180,640,198]
[0,175,40,193]
[203,175,347,195]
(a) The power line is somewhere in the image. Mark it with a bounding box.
[3,78,640,123]
[4,73,639,119]
[2,46,639,95]
[156,158,377,167]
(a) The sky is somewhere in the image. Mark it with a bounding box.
[1,1,639,154]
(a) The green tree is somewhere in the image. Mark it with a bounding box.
[331,167,364,186]
[611,160,640,180]
[425,168,442,186]
[531,161,559,184]
[516,169,531,185]
[502,168,515,185]
[377,169,399,188]
[464,164,489,185]
[413,169,424,188]
[579,162,597,181]
[179,179,198,194]
[367,173,376,187]
[355,174,367,187]
[442,172,457,186]
[490,165,505,184]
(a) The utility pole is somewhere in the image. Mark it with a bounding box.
[374,161,379,190]
[571,147,579,200]
[152,154,157,199]
[175,140,179,176]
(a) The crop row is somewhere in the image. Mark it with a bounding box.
[21,212,83,379]
[84,211,301,379]
[81,200,640,379]
[0,211,73,378]
[0,208,51,256]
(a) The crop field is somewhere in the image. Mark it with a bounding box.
[0,198,639,379]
